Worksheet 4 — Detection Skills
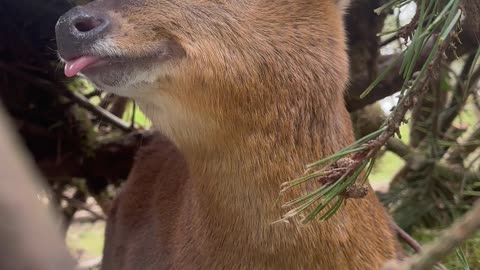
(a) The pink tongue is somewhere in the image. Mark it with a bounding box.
[64,56,100,77]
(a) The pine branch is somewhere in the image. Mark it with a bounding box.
[280,0,464,223]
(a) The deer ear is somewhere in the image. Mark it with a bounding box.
[336,0,351,12]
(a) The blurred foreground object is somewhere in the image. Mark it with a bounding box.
[0,101,75,270]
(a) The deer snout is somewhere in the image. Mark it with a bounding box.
[56,6,111,61]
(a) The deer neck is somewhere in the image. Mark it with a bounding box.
[138,79,354,228]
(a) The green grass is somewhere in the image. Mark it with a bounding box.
[455,103,478,128]
[122,102,152,128]
[370,151,405,185]
[370,121,410,186]
[66,221,105,262]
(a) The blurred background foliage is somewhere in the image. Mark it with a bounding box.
[0,0,478,269]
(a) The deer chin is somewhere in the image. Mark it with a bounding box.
[61,53,170,97]
[79,56,160,96]
[60,39,186,97]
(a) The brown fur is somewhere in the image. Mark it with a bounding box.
[61,0,397,269]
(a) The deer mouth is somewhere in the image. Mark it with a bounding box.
[64,56,104,77]
[60,51,177,95]
[62,52,172,78]
[60,40,185,95]
[62,54,162,79]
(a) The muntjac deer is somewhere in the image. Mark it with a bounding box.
[56,0,397,269]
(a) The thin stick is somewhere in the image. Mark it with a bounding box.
[384,200,480,270]
[392,221,447,270]
[61,194,106,221]
[0,62,132,132]
[393,222,422,253]
[64,90,132,132]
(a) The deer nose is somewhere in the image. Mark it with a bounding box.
[56,7,111,60]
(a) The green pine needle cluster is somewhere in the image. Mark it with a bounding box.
[280,0,467,224]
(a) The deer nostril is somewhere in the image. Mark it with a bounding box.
[56,7,111,60]
[74,17,104,33]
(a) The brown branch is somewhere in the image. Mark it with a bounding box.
[392,222,448,270]
[383,200,480,270]
[393,222,422,253]
[386,138,412,159]
[60,189,87,231]
[38,130,155,182]
[345,0,480,111]
[64,90,132,132]
[60,194,106,221]
[460,0,480,55]
[345,35,442,112]
[111,97,130,118]
[346,53,406,111]
[386,137,478,183]
[83,90,102,99]
[447,123,480,164]
[0,62,132,132]
[438,55,480,136]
